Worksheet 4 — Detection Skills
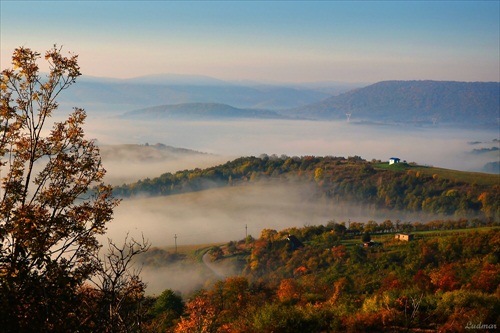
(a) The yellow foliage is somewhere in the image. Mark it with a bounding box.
[314,167,323,182]
[445,189,458,197]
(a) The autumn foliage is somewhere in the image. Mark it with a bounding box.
[140,225,500,332]
[0,46,146,332]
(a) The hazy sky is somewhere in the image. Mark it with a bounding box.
[1,1,499,83]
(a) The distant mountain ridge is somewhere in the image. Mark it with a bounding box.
[287,80,500,125]
[122,102,288,120]
[63,76,499,126]
[58,74,335,110]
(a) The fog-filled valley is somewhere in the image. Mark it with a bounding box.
[85,101,499,241]
[91,116,498,176]
[3,1,500,330]
[28,77,500,291]
[96,119,497,229]
[69,75,499,180]
[88,112,498,294]
[107,182,428,247]
[44,74,496,298]
[107,180,447,295]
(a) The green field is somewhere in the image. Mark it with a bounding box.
[412,226,497,236]
[338,226,498,248]
[374,162,499,186]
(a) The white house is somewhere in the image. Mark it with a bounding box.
[395,233,414,241]
[389,157,400,165]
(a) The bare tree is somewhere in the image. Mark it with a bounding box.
[86,235,150,333]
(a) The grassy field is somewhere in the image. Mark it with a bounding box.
[339,226,498,247]
[374,162,499,186]
[412,226,497,236]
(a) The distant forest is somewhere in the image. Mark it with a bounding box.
[288,80,500,125]
[113,155,500,220]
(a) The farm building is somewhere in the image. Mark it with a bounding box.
[394,233,414,241]
[389,157,401,165]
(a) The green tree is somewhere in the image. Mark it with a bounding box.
[227,240,237,254]
[252,303,319,333]
[0,46,119,332]
[146,288,184,331]
[151,289,184,317]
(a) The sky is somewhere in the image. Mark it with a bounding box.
[1,1,499,83]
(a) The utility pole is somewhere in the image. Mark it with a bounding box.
[174,234,177,253]
[245,224,247,238]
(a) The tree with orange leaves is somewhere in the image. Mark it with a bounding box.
[0,46,119,332]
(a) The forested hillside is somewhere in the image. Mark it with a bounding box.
[114,155,499,220]
[288,80,500,125]
[140,224,500,332]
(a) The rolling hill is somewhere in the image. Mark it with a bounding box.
[113,155,500,220]
[98,143,229,186]
[99,142,208,161]
[118,80,499,125]
[286,80,500,126]
[121,102,288,120]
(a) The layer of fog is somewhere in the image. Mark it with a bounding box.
[85,116,498,175]
[98,144,229,186]
[108,182,435,247]
[86,116,497,295]
[106,181,445,295]
[137,254,241,296]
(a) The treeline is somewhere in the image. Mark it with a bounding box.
[114,155,500,219]
[140,224,500,332]
[294,217,496,237]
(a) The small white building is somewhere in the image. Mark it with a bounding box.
[395,233,414,241]
[389,157,401,165]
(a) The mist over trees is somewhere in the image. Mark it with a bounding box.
[114,155,500,221]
